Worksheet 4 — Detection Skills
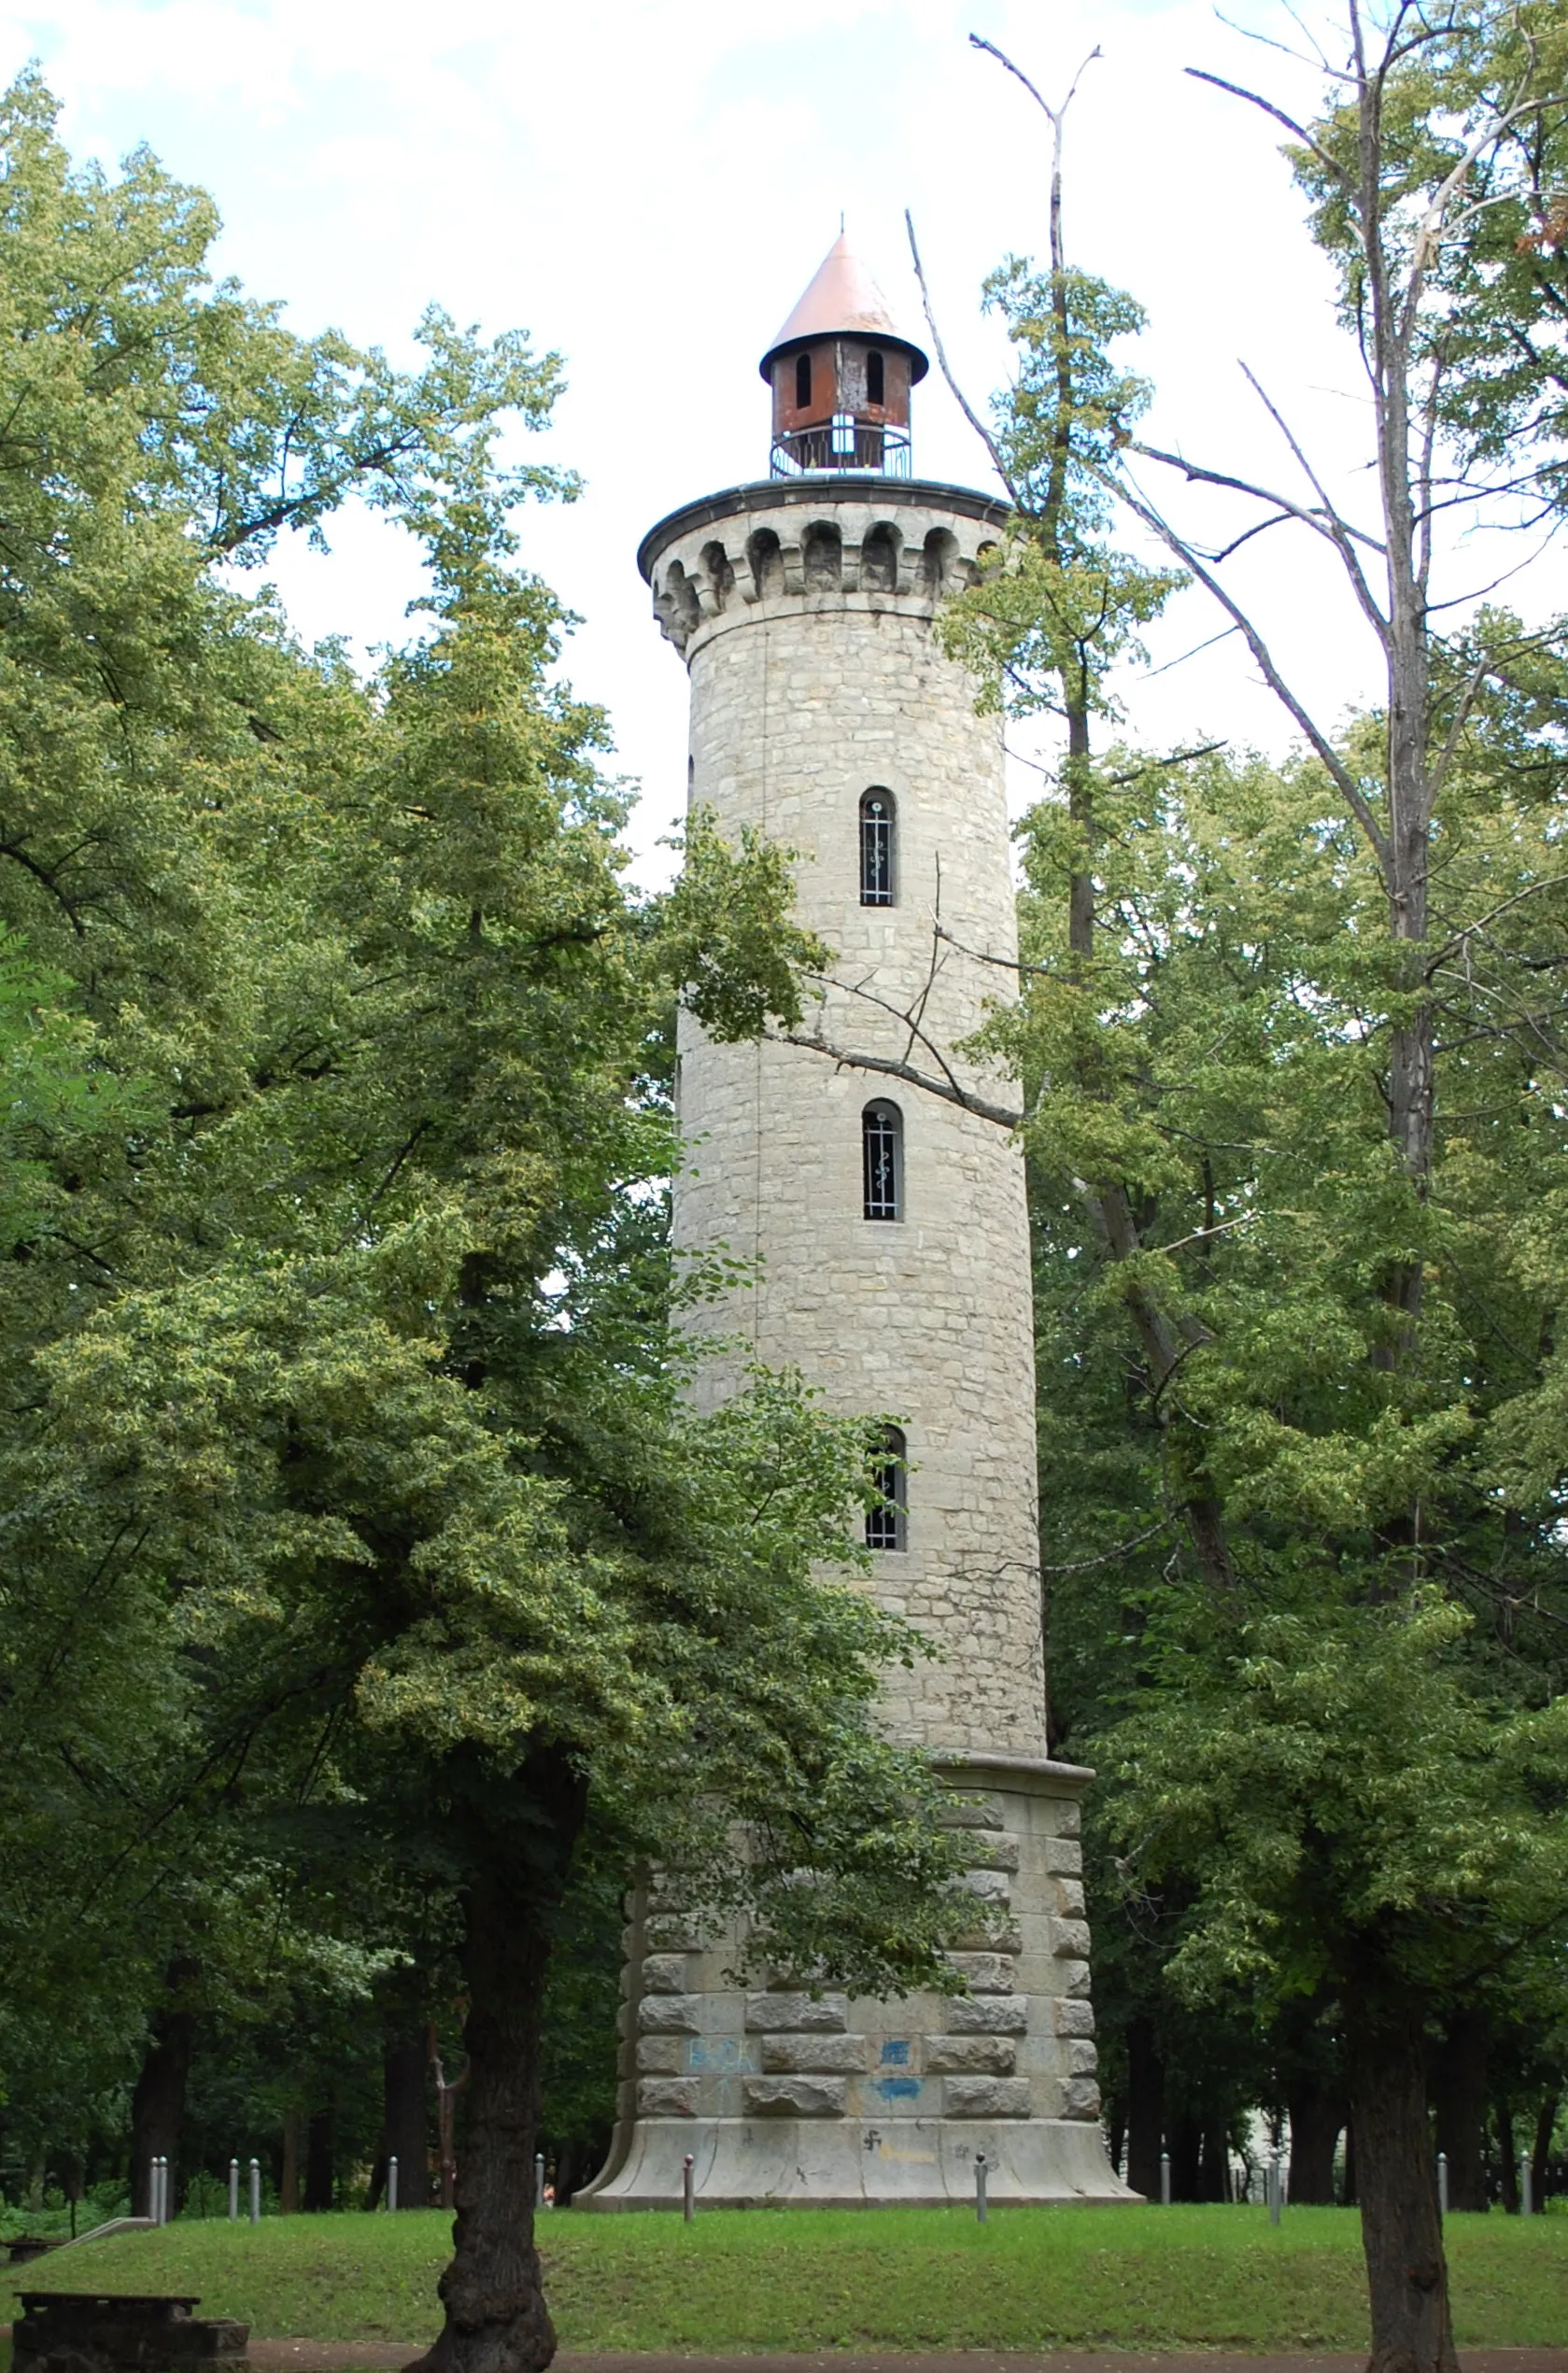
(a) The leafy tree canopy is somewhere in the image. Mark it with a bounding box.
[0,70,972,2366]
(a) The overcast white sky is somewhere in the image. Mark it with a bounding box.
[4,0,1543,881]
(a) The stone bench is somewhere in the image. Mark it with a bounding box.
[10,2292,249,2373]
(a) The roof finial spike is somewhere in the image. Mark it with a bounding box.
[840,208,845,234]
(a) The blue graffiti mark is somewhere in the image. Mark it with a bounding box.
[873,2076,921,2100]
[686,2038,748,2072]
[880,2040,911,2066]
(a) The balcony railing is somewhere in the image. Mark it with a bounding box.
[770,417,912,479]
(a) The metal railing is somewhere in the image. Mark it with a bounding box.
[770,419,912,478]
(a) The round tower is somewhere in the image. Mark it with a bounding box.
[578,237,1131,2210]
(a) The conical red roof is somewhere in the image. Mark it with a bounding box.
[758,234,929,382]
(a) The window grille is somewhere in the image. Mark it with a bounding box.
[863,1101,901,1221]
[830,410,855,456]
[860,789,895,906]
[867,1424,907,1551]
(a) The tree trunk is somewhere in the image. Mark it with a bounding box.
[1288,2077,1345,2207]
[411,1744,587,2373]
[1107,2097,1127,2185]
[431,2037,471,2213]
[1343,2112,1357,2207]
[384,2031,429,2211]
[550,2136,605,2209]
[304,2106,334,2212]
[1346,1994,1457,2373]
[1496,2098,1519,2213]
[1168,2105,1202,2202]
[280,2109,301,2213]
[1432,2010,1489,2213]
[129,1956,199,2220]
[1198,2113,1230,2203]
[1124,2015,1165,2202]
[1530,2092,1557,2211]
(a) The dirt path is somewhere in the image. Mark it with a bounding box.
[247,2349,1568,2373]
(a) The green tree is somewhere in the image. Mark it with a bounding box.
[816,18,1568,2368]
[1083,16,1568,2357]
[0,72,973,2373]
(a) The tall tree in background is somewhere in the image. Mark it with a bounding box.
[1090,17,1568,2366]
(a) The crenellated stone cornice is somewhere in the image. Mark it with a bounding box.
[639,476,1010,660]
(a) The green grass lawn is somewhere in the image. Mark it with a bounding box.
[4,2204,1563,2357]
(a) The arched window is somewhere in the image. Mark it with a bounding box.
[795,351,812,409]
[867,1424,907,1551]
[863,1100,901,1221]
[860,789,895,906]
[867,348,885,407]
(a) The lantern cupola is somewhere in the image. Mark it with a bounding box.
[759,232,929,478]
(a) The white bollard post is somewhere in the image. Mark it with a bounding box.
[534,2153,545,2209]
[975,2153,988,2224]
[1438,2152,1448,2220]
[229,2158,239,2222]
[1160,2149,1171,2206]
[1519,2154,1533,2217]
[1270,2151,1282,2226]
[682,2153,695,2224]
[388,2154,399,2213]
[150,2157,161,2225]
[248,2157,261,2225]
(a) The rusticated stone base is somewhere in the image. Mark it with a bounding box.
[574,1760,1137,2211]
[575,2108,1126,2208]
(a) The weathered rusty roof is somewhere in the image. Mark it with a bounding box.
[758,233,930,382]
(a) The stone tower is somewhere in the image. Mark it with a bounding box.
[578,236,1130,2210]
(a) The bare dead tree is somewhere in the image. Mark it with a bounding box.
[1120,8,1561,1274]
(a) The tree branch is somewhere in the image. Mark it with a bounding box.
[1237,361,1389,633]
[1134,439,1387,563]
[1109,469,1393,871]
[1425,874,1568,976]
[904,211,1018,502]
[1039,1517,1176,1576]
[776,1030,1023,1131]
[1183,68,1353,198]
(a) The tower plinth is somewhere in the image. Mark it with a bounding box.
[577,246,1132,2211]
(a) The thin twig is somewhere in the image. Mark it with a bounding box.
[1039,1518,1176,1576]
[1109,466,1393,871]
[1237,361,1388,632]
[1184,68,1353,197]
[904,210,1018,502]
[1144,1210,1258,1259]
[1425,874,1568,977]
[1134,439,1387,561]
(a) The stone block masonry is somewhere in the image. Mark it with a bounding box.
[586,1761,1131,2204]
[577,476,1132,2210]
